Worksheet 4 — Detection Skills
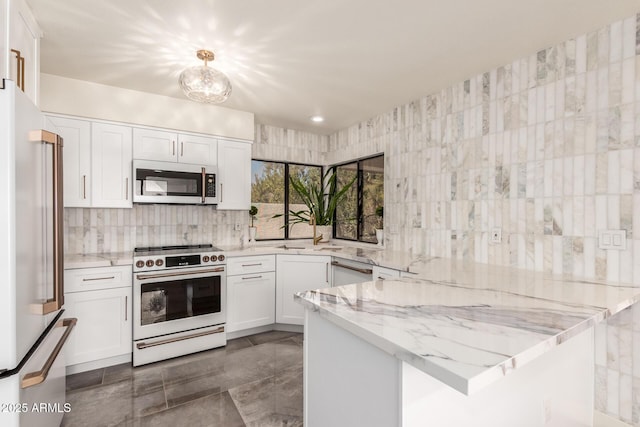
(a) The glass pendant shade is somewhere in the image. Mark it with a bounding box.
[179,50,232,104]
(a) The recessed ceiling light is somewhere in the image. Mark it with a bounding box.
[310,115,324,123]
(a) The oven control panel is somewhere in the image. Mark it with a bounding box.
[133,252,226,272]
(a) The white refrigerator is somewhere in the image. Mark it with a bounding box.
[0,80,76,427]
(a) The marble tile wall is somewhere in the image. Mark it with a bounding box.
[253,124,328,165]
[327,12,640,425]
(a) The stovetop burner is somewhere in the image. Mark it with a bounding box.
[134,244,214,253]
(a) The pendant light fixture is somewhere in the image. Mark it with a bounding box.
[179,49,232,104]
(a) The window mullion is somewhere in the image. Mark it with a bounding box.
[284,163,289,240]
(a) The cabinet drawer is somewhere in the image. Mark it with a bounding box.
[227,255,275,276]
[65,265,132,293]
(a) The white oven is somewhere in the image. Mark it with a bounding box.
[132,245,226,366]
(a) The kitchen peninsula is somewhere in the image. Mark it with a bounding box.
[295,258,640,427]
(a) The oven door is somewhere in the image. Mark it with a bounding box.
[133,266,226,340]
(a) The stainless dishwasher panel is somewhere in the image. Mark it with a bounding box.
[331,259,373,287]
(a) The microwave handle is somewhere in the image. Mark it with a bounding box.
[201,167,206,204]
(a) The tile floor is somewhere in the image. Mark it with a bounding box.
[62,331,304,427]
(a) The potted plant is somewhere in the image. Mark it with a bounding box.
[248,205,258,243]
[375,206,384,246]
[276,169,356,243]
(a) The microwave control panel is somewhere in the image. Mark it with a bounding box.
[205,174,216,197]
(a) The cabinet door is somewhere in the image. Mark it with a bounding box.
[227,271,275,333]
[178,134,217,164]
[64,287,132,366]
[276,255,331,325]
[91,122,132,208]
[133,128,177,162]
[217,139,251,210]
[7,0,40,105]
[47,116,91,207]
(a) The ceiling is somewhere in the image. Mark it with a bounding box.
[27,0,640,134]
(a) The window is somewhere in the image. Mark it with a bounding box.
[251,160,322,240]
[334,154,384,243]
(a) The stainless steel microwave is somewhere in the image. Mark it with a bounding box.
[133,160,218,205]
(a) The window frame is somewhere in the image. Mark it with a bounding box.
[331,153,384,243]
[251,159,324,241]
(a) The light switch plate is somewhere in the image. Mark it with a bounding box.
[598,230,627,250]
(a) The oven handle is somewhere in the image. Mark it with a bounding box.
[136,326,225,349]
[136,267,225,281]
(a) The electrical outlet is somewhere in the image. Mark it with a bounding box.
[598,230,627,250]
[490,227,502,244]
[234,223,242,231]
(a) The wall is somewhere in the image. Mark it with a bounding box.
[328,13,640,425]
[254,123,328,165]
[40,73,255,141]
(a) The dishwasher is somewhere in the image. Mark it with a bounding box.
[331,259,373,286]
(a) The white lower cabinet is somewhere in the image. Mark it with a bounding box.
[63,266,132,370]
[226,255,276,333]
[227,272,276,332]
[276,255,331,325]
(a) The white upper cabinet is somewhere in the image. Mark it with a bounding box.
[178,134,218,165]
[2,0,41,105]
[47,116,92,208]
[133,128,217,165]
[132,128,177,162]
[217,139,251,210]
[91,122,132,208]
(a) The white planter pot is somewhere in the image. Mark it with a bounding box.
[375,229,384,246]
[315,225,332,243]
[249,226,257,243]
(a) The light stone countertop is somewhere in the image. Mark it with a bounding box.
[294,257,640,395]
[64,252,136,269]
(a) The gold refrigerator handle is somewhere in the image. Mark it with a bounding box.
[10,49,24,92]
[21,318,77,389]
[31,130,64,315]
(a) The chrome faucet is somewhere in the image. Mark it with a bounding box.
[310,215,322,245]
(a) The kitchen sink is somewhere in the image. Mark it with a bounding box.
[275,245,306,250]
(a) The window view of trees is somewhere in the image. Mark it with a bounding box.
[251,160,322,240]
[252,154,383,243]
[334,155,384,243]
[335,163,358,240]
[251,161,285,239]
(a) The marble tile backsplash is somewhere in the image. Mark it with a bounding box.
[326,12,640,425]
[64,205,249,254]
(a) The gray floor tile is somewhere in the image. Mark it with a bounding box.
[103,362,134,385]
[226,337,254,352]
[137,392,245,427]
[62,331,303,426]
[246,330,300,346]
[65,368,104,392]
[62,378,166,427]
[228,365,303,427]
